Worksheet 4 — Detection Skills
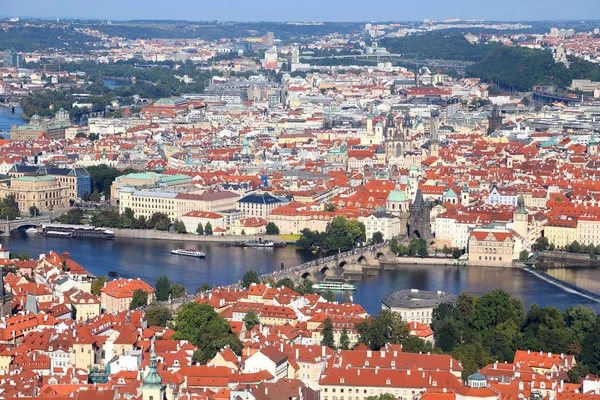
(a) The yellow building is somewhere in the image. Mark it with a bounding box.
[468,228,520,267]
[0,175,69,212]
[545,217,578,248]
[577,216,600,246]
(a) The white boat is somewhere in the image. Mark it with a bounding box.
[313,282,356,291]
[171,248,206,258]
[25,227,37,234]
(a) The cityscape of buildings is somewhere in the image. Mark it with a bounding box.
[0,12,598,400]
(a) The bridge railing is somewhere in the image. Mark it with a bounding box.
[260,241,390,281]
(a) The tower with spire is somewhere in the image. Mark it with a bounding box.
[589,130,599,155]
[430,119,440,158]
[408,189,432,241]
[513,193,529,249]
[385,109,413,162]
[142,342,166,400]
[0,268,12,317]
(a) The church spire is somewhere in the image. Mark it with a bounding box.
[402,109,412,128]
[143,342,162,387]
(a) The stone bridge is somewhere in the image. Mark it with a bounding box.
[0,217,50,236]
[261,243,394,284]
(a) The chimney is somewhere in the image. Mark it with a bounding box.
[375,367,378,375]
[367,350,372,358]
[357,369,360,376]
[265,387,268,395]
[296,349,299,359]
[322,346,326,357]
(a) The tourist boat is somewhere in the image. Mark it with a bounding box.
[238,239,286,248]
[41,224,115,239]
[25,227,38,235]
[313,282,357,291]
[108,271,119,277]
[171,248,206,258]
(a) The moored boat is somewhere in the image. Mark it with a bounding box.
[171,248,206,258]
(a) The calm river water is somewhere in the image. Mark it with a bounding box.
[3,233,600,315]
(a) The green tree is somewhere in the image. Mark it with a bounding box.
[0,194,19,220]
[549,243,556,251]
[297,278,314,295]
[174,219,187,234]
[340,328,350,350]
[396,244,408,256]
[275,278,295,290]
[321,317,335,348]
[29,206,40,217]
[243,309,260,331]
[322,289,336,302]
[452,342,494,379]
[205,222,213,235]
[401,336,438,354]
[443,245,451,256]
[171,283,187,299]
[91,276,108,296]
[568,241,581,253]
[519,250,529,260]
[324,203,335,212]
[146,303,173,327]
[129,289,148,309]
[155,275,171,301]
[171,302,242,364]
[56,208,84,224]
[196,283,212,293]
[9,252,31,260]
[265,222,280,235]
[241,270,261,289]
[90,190,101,202]
[371,231,384,245]
[568,363,589,384]
[366,395,396,400]
[356,309,409,350]
[196,223,204,235]
[323,216,366,252]
[535,236,549,251]
[452,248,463,259]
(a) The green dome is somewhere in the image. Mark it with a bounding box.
[387,188,408,202]
[409,164,419,171]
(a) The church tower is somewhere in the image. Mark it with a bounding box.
[142,343,166,400]
[0,269,12,317]
[589,130,599,155]
[513,194,528,247]
[401,109,413,154]
[487,105,503,135]
[430,120,440,158]
[461,182,470,207]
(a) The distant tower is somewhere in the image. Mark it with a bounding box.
[0,269,12,317]
[385,109,413,162]
[513,194,528,246]
[408,189,432,241]
[430,120,440,158]
[589,131,599,155]
[142,343,166,400]
[461,182,470,206]
[487,105,503,135]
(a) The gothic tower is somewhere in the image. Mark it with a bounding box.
[408,189,432,242]
[487,104,503,135]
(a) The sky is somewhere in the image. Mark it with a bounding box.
[2,0,600,22]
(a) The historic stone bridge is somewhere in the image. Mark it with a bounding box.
[261,243,394,284]
[0,216,50,236]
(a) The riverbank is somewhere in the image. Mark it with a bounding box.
[111,228,282,242]
[537,251,600,269]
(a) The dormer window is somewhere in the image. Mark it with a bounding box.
[386,379,391,385]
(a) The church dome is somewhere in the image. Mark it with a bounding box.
[408,164,419,171]
[387,187,408,202]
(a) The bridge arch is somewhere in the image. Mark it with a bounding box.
[376,252,385,259]
[338,261,348,269]
[301,272,312,280]
[357,255,367,265]
[320,266,331,275]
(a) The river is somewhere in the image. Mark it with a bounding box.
[0,106,25,134]
[3,233,600,315]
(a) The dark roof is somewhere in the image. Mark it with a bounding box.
[238,193,282,205]
[382,289,457,309]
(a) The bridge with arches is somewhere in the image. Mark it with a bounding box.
[261,243,394,284]
[0,216,50,236]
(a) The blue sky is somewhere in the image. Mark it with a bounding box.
[3,0,600,21]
